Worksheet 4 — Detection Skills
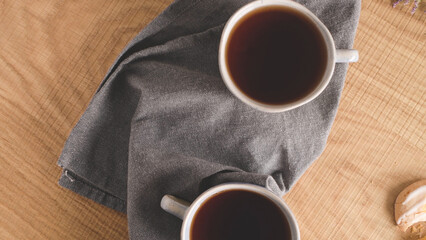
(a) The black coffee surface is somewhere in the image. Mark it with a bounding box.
[190,190,292,240]
[226,6,327,105]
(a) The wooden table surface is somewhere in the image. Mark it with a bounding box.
[0,0,424,239]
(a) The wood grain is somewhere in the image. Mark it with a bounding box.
[284,1,426,239]
[0,0,172,239]
[0,0,424,239]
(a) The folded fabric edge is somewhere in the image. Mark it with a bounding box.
[58,169,126,213]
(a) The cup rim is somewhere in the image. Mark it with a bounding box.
[218,0,336,113]
[181,183,300,240]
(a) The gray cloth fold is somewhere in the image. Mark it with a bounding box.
[57,0,360,239]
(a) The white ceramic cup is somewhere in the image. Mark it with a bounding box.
[219,0,359,113]
[161,183,300,240]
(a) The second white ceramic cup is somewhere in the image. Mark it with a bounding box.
[161,183,300,240]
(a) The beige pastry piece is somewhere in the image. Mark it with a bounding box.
[395,179,426,232]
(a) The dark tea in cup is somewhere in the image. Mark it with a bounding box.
[190,189,292,240]
[225,6,328,105]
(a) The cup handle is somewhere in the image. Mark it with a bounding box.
[161,195,191,220]
[335,49,359,63]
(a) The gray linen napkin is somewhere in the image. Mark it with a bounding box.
[57,0,360,239]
